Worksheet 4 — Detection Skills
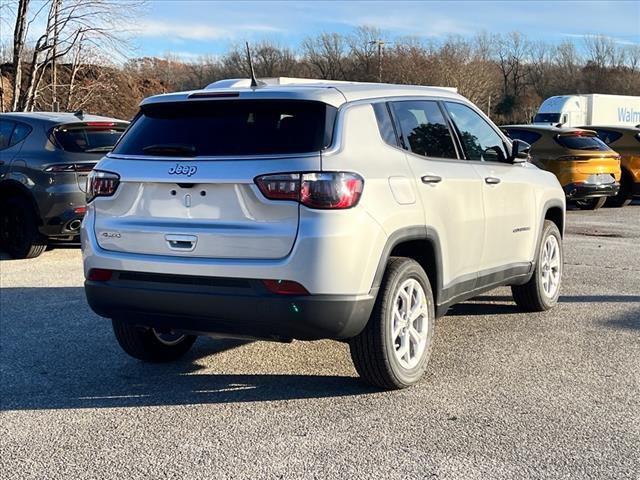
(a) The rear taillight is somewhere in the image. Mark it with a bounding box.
[255,172,364,209]
[44,163,97,173]
[87,170,120,202]
[262,279,309,295]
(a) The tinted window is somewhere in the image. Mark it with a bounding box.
[373,102,398,147]
[391,101,457,159]
[0,120,15,149]
[533,113,561,123]
[54,124,126,153]
[503,128,542,146]
[590,129,623,145]
[10,122,32,146]
[555,134,610,151]
[445,102,507,162]
[113,100,337,157]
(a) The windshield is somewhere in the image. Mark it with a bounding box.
[555,134,611,151]
[112,100,337,157]
[533,113,561,123]
[53,124,127,153]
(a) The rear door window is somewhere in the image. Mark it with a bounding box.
[372,103,398,147]
[112,100,337,157]
[390,100,457,159]
[53,124,127,153]
[9,122,32,146]
[444,102,508,162]
[590,129,623,145]
[503,128,542,146]
[555,134,610,151]
[0,120,16,149]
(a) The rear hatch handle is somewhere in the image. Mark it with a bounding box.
[165,234,197,252]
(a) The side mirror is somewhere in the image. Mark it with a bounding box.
[509,139,531,163]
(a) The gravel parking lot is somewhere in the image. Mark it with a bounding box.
[1,202,639,480]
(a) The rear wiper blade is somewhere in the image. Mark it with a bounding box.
[142,144,197,157]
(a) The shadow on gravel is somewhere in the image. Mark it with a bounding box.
[0,287,375,412]
[601,308,640,331]
[472,295,640,303]
[446,302,520,316]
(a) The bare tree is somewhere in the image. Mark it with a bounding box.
[8,0,144,111]
[10,0,29,110]
[301,32,349,80]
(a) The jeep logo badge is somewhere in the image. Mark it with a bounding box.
[168,164,197,176]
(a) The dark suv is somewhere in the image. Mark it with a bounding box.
[0,112,128,258]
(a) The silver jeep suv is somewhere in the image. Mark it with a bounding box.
[82,78,565,389]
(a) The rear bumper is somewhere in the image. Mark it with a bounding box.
[37,189,86,238]
[85,271,376,341]
[563,182,620,200]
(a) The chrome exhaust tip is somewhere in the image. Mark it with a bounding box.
[67,219,82,231]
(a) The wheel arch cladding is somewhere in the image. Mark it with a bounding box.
[544,204,564,238]
[372,226,443,306]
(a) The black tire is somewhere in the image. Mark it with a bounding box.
[0,196,47,259]
[575,197,606,210]
[349,257,435,390]
[112,318,197,362]
[605,171,633,208]
[512,220,563,312]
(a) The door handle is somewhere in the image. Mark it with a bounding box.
[485,177,501,185]
[421,175,442,184]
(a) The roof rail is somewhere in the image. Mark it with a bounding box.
[205,77,359,89]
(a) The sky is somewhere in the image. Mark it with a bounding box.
[130,0,640,59]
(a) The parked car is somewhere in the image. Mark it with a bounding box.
[502,124,621,210]
[578,125,640,207]
[83,78,565,390]
[0,112,128,258]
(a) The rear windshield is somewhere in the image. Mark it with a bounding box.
[112,100,337,157]
[534,113,561,123]
[555,134,610,151]
[53,124,127,153]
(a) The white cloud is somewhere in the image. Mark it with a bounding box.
[345,14,474,37]
[133,20,282,41]
[562,33,639,46]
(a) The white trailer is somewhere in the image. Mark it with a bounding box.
[533,94,640,127]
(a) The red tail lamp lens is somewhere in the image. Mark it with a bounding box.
[300,172,363,209]
[255,172,363,209]
[262,279,309,295]
[87,268,112,281]
[87,170,120,202]
[255,173,300,201]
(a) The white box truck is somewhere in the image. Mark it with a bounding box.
[533,94,640,127]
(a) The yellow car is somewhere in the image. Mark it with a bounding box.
[579,125,640,207]
[502,125,621,210]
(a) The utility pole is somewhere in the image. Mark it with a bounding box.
[51,0,60,112]
[487,94,492,118]
[369,40,385,82]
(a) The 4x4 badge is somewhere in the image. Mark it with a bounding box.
[168,164,197,176]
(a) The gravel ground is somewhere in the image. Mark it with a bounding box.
[1,202,639,479]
